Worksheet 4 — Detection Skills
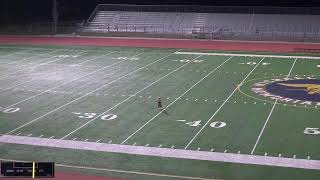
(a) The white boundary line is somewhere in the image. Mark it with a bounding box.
[60,55,202,139]
[0,135,319,170]
[175,52,320,60]
[250,58,298,154]
[184,57,265,149]
[0,45,172,55]
[0,157,216,180]
[121,56,234,144]
[5,52,175,134]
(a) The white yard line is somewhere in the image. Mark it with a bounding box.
[175,51,320,60]
[0,52,139,113]
[0,50,85,80]
[74,51,115,65]
[184,57,265,149]
[0,72,57,94]
[121,56,234,144]
[250,58,298,154]
[60,55,202,139]
[5,52,174,135]
[0,48,35,60]
[0,135,319,170]
[5,49,63,65]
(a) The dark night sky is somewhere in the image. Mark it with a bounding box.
[1,0,320,24]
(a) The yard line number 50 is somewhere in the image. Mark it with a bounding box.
[72,112,117,121]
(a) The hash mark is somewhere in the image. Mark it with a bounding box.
[108,140,112,144]
[27,134,32,137]
[145,144,149,147]
[72,138,77,140]
[49,136,55,139]
[224,150,227,153]
[264,153,268,156]
[293,155,296,159]
[171,145,175,149]
[85,139,88,142]
[176,120,186,122]
[158,144,162,148]
[197,148,200,151]
[96,139,101,143]
[16,133,21,136]
[39,135,44,138]
[133,142,137,146]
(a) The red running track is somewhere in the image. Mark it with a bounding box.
[1,35,320,53]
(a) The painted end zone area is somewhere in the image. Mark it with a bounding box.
[1,35,320,53]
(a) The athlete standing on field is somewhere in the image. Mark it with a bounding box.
[157,97,163,109]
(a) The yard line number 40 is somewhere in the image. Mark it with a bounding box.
[304,127,320,135]
[177,120,226,128]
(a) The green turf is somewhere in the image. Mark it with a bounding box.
[0,45,319,179]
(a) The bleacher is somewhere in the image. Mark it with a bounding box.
[82,4,320,41]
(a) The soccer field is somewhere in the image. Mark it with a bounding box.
[0,45,319,180]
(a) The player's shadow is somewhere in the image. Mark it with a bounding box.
[161,109,169,115]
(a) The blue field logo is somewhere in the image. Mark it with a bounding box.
[251,77,320,106]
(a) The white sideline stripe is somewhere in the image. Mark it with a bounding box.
[250,58,298,154]
[60,55,201,139]
[0,46,171,55]
[121,56,233,144]
[0,158,216,180]
[5,52,173,135]
[184,57,265,149]
[174,51,320,60]
[0,135,319,170]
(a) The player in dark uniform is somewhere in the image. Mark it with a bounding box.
[157,97,163,109]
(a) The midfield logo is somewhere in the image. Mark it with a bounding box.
[251,77,320,106]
